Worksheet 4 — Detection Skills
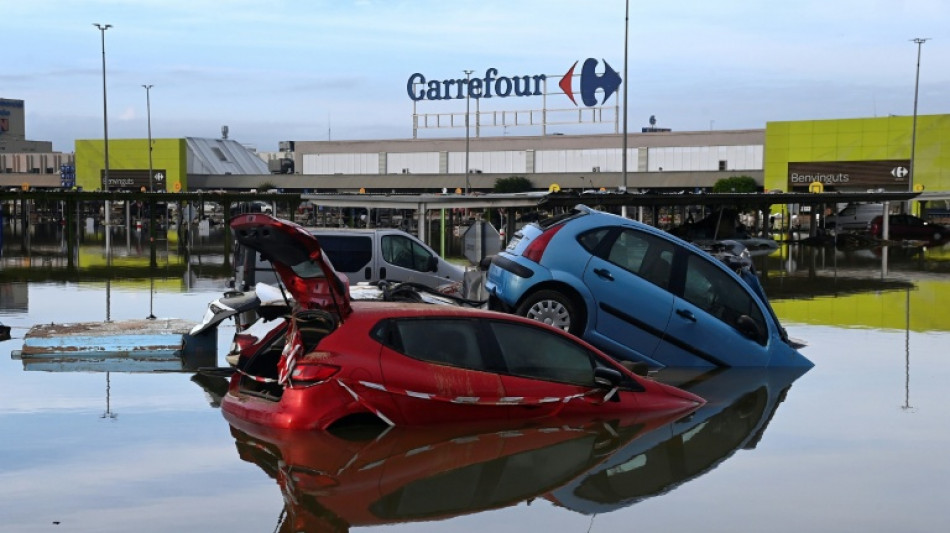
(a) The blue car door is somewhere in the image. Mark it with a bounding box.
[654,251,771,367]
[580,227,677,366]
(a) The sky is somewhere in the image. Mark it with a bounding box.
[4,0,949,153]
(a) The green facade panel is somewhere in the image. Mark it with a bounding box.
[765,114,950,193]
[75,138,187,192]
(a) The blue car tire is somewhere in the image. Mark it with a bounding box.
[517,289,584,336]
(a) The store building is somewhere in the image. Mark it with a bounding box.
[0,97,72,189]
[74,136,269,192]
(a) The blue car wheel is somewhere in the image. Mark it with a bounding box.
[516,289,583,336]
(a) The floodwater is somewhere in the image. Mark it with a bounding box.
[2,224,950,532]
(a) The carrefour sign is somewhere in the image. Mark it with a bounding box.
[407,58,621,107]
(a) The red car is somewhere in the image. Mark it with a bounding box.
[869,214,948,241]
[218,214,703,430]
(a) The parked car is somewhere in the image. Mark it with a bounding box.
[825,203,884,232]
[233,224,467,296]
[213,213,703,430]
[484,205,812,369]
[869,214,948,241]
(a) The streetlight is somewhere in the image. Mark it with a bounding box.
[464,69,473,194]
[621,0,629,218]
[909,37,929,199]
[94,23,112,233]
[142,83,159,281]
[618,1,635,218]
[142,84,154,191]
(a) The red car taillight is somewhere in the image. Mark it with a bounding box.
[290,361,340,383]
[522,224,565,263]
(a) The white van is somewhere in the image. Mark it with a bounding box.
[825,203,885,232]
[234,227,467,294]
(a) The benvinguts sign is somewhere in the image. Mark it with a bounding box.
[787,160,910,188]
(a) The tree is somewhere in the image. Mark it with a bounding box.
[712,175,759,193]
[494,176,534,193]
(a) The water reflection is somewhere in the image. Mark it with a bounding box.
[552,367,807,513]
[223,367,807,531]
[0,220,232,283]
[224,413,670,532]
[757,241,950,301]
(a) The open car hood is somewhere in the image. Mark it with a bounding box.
[231,214,351,318]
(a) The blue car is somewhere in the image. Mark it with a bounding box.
[485,205,812,369]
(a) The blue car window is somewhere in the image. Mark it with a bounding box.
[488,321,595,386]
[577,228,612,254]
[603,229,676,291]
[683,254,767,344]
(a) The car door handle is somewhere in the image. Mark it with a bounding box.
[675,309,696,322]
[593,268,614,281]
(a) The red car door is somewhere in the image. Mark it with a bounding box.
[485,320,649,419]
[377,318,509,425]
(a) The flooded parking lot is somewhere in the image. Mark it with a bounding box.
[2,232,950,532]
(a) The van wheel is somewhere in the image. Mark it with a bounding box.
[517,290,583,336]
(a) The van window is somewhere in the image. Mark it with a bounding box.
[381,234,433,272]
[314,235,372,273]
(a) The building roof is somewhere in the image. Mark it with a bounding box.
[185,137,268,175]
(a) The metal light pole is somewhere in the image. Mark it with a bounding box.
[142,83,160,276]
[142,84,154,191]
[464,69,473,194]
[94,22,113,273]
[621,0,630,219]
[909,38,929,198]
[94,24,111,199]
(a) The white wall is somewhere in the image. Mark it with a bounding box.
[386,152,440,174]
[298,144,762,175]
[535,148,638,173]
[447,151,527,174]
[646,145,762,172]
[302,153,380,175]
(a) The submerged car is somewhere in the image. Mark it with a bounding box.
[217,213,703,430]
[485,205,811,369]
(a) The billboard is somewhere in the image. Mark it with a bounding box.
[100,169,167,191]
[787,160,910,189]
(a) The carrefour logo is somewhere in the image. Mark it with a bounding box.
[559,58,621,107]
[407,58,621,107]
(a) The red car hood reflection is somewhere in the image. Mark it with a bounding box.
[225,409,691,531]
